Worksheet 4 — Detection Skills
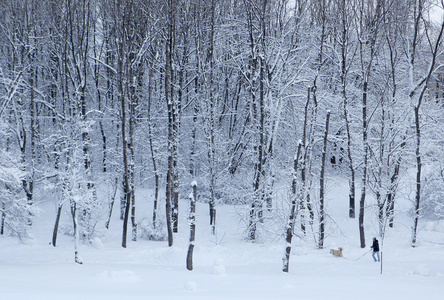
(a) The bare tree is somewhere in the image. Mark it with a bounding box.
[355,0,385,248]
[335,0,357,219]
[407,0,444,246]
[165,0,177,246]
[318,111,331,249]
[116,0,139,248]
[283,142,303,273]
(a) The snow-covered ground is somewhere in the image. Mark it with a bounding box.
[1,180,443,300]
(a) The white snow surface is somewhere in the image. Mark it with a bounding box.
[1,180,443,300]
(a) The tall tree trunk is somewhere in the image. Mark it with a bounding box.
[385,35,401,228]
[318,111,330,249]
[248,0,268,241]
[120,85,131,248]
[93,22,108,174]
[28,55,36,226]
[283,142,303,273]
[117,0,131,248]
[71,200,83,264]
[208,0,217,236]
[409,2,444,246]
[248,60,265,241]
[165,0,176,246]
[105,177,119,229]
[147,61,159,228]
[411,106,421,246]
[359,81,368,249]
[298,88,310,234]
[186,182,197,270]
[356,0,385,249]
[1,201,5,235]
[305,86,317,227]
[129,74,137,242]
[338,0,355,218]
[386,139,405,228]
[52,202,63,246]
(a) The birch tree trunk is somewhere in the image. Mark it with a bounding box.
[298,88,310,234]
[186,182,197,271]
[71,200,83,264]
[283,142,303,273]
[248,0,268,241]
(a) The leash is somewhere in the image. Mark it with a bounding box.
[343,249,372,261]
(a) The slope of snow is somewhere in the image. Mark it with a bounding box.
[0,180,443,300]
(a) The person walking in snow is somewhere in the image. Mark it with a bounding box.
[371,237,380,262]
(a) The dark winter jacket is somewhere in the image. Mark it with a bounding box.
[371,239,380,252]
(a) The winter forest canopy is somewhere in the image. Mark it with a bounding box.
[1,0,444,270]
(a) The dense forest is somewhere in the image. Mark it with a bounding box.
[1,0,443,269]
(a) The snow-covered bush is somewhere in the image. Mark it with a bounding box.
[0,149,37,240]
[421,170,444,220]
[139,217,167,241]
[42,122,106,245]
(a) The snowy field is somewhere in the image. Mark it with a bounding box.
[1,181,443,300]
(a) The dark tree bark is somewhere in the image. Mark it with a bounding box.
[147,59,160,228]
[208,0,217,236]
[52,203,63,246]
[105,178,119,230]
[385,139,405,228]
[359,80,369,249]
[1,201,5,235]
[409,2,444,247]
[129,75,137,242]
[318,111,330,249]
[165,0,176,246]
[337,0,355,219]
[298,88,310,235]
[116,0,132,248]
[357,0,384,249]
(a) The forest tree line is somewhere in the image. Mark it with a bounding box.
[1,0,444,269]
